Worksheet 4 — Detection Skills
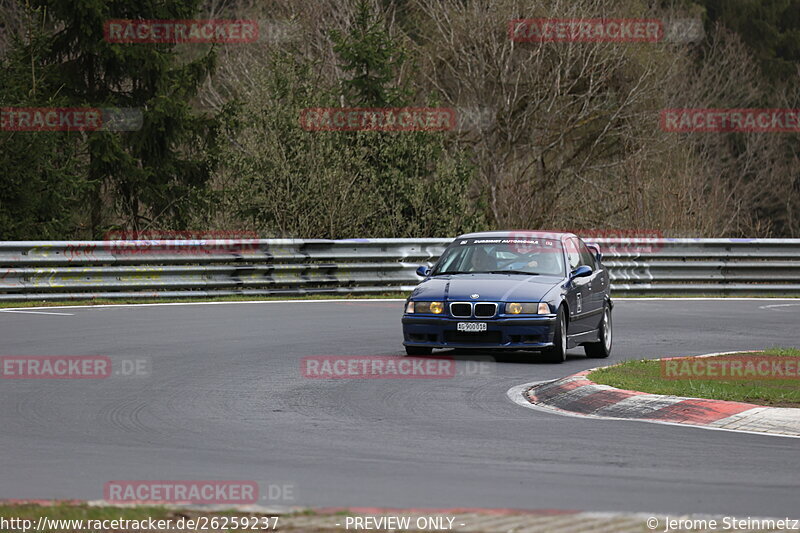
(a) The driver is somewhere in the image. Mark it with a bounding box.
[533,250,561,275]
[506,250,561,274]
[469,248,497,272]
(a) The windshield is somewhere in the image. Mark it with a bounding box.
[432,237,565,276]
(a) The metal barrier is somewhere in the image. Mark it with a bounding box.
[0,238,798,301]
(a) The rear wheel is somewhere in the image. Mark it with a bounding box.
[542,306,567,363]
[405,346,433,356]
[584,305,612,358]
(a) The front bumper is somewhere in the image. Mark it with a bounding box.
[402,315,557,349]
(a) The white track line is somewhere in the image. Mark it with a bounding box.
[506,350,800,440]
[758,303,800,309]
[0,296,797,312]
[507,383,800,439]
[0,309,74,316]
[0,299,406,311]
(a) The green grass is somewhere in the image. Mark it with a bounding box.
[589,348,800,407]
[0,503,174,522]
[0,503,179,532]
[0,293,409,309]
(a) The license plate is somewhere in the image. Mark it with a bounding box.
[457,322,487,333]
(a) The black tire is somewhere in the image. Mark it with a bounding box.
[584,305,612,358]
[405,346,433,356]
[542,306,568,363]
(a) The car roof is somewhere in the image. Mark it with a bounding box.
[455,230,577,241]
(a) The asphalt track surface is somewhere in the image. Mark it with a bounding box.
[1,299,799,516]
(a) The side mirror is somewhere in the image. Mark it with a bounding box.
[569,265,593,280]
[585,243,602,262]
[415,266,431,277]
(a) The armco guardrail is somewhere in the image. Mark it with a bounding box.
[0,238,798,301]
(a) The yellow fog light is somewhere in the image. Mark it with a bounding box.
[507,302,550,314]
[508,302,523,314]
[413,301,445,314]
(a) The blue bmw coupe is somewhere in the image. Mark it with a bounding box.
[402,231,613,363]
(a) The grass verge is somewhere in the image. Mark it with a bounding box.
[589,348,800,408]
[0,502,174,523]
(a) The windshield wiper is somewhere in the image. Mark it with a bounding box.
[483,270,539,275]
[432,270,540,276]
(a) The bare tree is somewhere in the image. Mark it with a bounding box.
[411,0,712,234]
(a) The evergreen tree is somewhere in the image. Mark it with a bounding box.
[25,0,225,235]
[0,3,89,239]
[672,0,800,82]
[328,0,480,236]
[331,0,411,107]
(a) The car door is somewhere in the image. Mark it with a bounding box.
[564,238,592,334]
[576,238,605,330]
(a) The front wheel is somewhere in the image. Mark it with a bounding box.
[405,346,433,356]
[541,306,567,363]
[584,305,612,358]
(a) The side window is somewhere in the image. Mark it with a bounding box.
[437,246,466,273]
[578,240,596,268]
[566,238,581,270]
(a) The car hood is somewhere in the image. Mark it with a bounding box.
[411,274,563,302]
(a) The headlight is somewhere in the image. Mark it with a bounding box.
[506,302,551,315]
[407,301,444,314]
[507,302,523,314]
